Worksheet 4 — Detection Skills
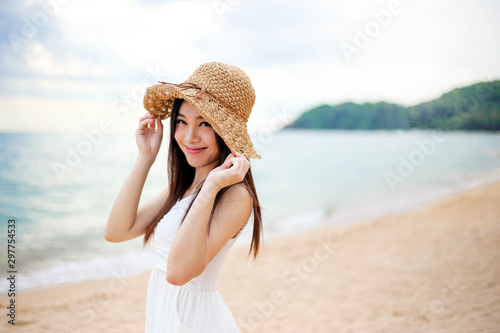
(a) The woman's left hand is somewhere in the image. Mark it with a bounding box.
[206,152,250,191]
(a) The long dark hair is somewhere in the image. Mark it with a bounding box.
[143,98,263,259]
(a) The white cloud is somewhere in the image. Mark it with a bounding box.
[59,0,217,73]
[25,43,109,78]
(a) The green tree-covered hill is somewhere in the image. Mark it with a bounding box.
[285,81,500,131]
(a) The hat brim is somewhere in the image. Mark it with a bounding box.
[144,83,261,159]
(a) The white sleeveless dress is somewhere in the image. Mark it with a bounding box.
[145,194,240,333]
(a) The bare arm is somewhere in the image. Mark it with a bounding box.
[166,152,253,285]
[105,113,164,242]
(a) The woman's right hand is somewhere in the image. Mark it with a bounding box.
[136,113,163,164]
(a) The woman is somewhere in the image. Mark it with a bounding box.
[105,62,263,332]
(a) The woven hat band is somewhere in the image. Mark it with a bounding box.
[158,81,249,122]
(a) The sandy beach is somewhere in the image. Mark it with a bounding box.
[1,182,499,332]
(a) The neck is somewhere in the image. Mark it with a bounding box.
[191,161,218,190]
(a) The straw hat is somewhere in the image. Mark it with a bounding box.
[143,62,261,159]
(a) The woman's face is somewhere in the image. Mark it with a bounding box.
[174,101,221,169]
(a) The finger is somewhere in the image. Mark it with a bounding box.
[228,152,247,165]
[227,156,247,174]
[232,153,249,164]
[222,153,234,166]
[139,117,154,127]
[157,116,163,134]
[227,161,248,183]
[139,113,154,123]
[234,158,250,175]
[139,118,155,129]
[234,152,250,163]
[223,157,234,169]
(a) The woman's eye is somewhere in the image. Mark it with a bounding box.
[176,119,186,125]
[200,122,211,127]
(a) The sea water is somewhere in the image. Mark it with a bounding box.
[0,129,499,292]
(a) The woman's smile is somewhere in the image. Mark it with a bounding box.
[184,145,207,154]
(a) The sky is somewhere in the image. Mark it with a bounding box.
[0,0,499,132]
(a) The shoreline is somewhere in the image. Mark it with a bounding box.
[4,178,500,293]
[1,181,500,331]
[254,173,500,241]
[9,173,500,295]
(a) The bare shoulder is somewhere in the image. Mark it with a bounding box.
[217,183,253,221]
[223,183,252,204]
[212,183,252,217]
[210,183,253,239]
